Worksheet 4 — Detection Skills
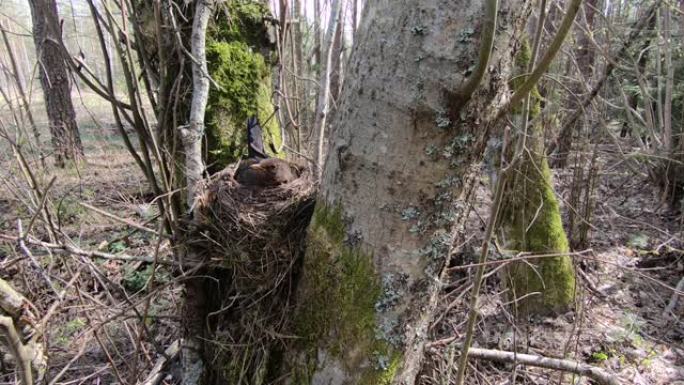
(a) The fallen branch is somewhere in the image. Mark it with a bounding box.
[138,340,180,385]
[0,315,33,385]
[0,278,46,384]
[430,343,619,385]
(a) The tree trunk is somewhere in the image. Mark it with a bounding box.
[551,0,597,168]
[292,0,306,151]
[204,0,282,171]
[328,2,345,104]
[181,1,213,384]
[313,0,343,179]
[28,0,83,168]
[286,0,531,383]
[500,44,576,315]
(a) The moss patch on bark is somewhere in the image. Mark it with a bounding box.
[205,0,281,171]
[502,151,577,315]
[292,204,401,384]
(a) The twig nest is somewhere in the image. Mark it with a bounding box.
[194,160,316,288]
[191,161,314,382]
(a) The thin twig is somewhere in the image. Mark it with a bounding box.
[78,201,161,235]
[0,233,173,264]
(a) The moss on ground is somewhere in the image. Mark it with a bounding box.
[292,204,401,384]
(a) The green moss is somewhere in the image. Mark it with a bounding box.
[501,38,576,316]
[211,0,272,45]
[510,39,542,117]
[205,0,281,171]
[292,204,400,383]
[361,352,402,385]
[504,154,577,315]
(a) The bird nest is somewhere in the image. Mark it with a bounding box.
[193,161,316,288]
[191,162,315,382]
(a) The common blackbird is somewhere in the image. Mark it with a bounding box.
[234,117,297,187]
[236,158,296,187]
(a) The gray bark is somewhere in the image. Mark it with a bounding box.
[314,0,344,179]
[328,3,344,103]
[181,1,213,384]
[294,0,531,383]
[182,0,212,210]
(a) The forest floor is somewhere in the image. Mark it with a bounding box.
[425,144,684,385]
[0,107,682,384]
[0,98,181,384]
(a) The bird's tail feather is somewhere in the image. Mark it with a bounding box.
[247,116,269,159]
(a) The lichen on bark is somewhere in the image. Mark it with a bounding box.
[291,204,401,385]
[499,40,576,316]
[205,0,281,171]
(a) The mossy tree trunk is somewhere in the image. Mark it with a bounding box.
[285,1,532,384]
[204,0,282,171]
[500,132,577,316]
[174,2,284,384]
[499,42,576,317]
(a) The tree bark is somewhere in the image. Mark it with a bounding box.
[204,0,282,171]
[550,0,597,168]
[501,98,576,316]
[182,1,212,208]
[313,0,343,179]
[28,0,83,168]
[181,1,213,384]
[328,2,345,104]
[286,0,531,383]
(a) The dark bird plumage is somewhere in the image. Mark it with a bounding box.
[246,117,268,160]
[235,117,297,187]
